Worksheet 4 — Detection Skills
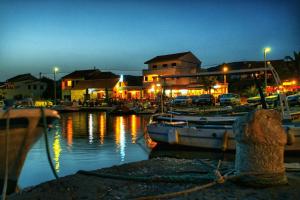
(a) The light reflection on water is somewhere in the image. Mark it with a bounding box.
[18,112,150,188]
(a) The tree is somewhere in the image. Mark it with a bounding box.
[200,76,217,93]
[284,51,300,77]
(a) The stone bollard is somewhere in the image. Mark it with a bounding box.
[233,109,288,187]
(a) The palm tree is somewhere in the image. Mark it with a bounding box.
[200,76,217,94]
[284,51,300,77]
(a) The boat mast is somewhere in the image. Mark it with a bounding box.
[267,62,291,120]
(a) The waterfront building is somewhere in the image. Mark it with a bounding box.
[117,75,144,99]
[61,69,143,101]
[143,51,203,98]
[0,74,47,100]
[61,69,119,101]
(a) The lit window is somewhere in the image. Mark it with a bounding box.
[67,81,72,87]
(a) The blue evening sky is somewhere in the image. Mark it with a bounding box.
[0,0,299,81]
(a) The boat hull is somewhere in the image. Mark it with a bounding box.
[0,109,59,194]
[147,123,300,152]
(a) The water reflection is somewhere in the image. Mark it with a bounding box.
[66,116,73,147]
[19,112,151,189]
[88,114,94,144]
[52,131,62,172]
[115,116,126,161]
[131,115,137,143]
[99,113,106,144]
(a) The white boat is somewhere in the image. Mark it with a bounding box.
[147,113,300,152]
[0,108,59,194]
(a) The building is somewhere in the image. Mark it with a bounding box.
[61,69,120,101]
[119,75,144,99]
[143,51,202,98]
[0,74,47,100]
[61,69,143,101]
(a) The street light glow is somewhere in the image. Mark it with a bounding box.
[223,66,228,73]
[264,47,271,53]
[54,67,59,73]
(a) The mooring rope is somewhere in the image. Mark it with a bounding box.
[1,108,11,200]
[40,108,59,180]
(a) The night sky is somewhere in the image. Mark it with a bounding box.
[0,0,299,81]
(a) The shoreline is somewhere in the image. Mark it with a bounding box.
[8,157,300,200]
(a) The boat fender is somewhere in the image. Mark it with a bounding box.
[168,129,179,144]
[286,130,295,145]
[221,131,229,151]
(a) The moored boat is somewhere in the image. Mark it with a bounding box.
[0,108,59,194]
[147,113,300,152]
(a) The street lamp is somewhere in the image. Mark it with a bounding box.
[264,47,271,88]
[53,67,59,105]
[223,65,228,84]
[223,65,228,93]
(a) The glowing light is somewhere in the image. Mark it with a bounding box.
[264,47,271,53]
[213,84,221,89]
[54,67,59,73]
[99,113,106,144]
[67,81,72,87]
[223,66,228,73]
[156,83,161,87]
[88,88,96,94]
[66,117,73,147]
[88,114,93,144]
[179,89,188,95]
[115,117,126,162]
[131,115,137,143]
[119,74,124,82]
[53,131,62,172]
[165,90,171,95]
[283,80,297,86]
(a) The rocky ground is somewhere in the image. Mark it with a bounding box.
[7,157,300,200]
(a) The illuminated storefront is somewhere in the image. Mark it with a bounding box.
[266,80,300,93]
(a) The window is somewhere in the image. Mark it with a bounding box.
[172,63,176,66]
[40,85,44,90]
[144,76,148,81]
[163,64,168,67]
[33,85,37,90]
[152,65,157,69]
[153,77,157,82]
[28,85,31,90]
[67,80,72,87]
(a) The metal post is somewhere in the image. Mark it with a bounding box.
[264,50,267,88]
[54,71,56,105]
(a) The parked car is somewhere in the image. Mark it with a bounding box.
[287,93,300,106]
[219,93,241,106]
[265,94,279,105]
[171,96,192,106]
[193,94,215,106]
[247,95,261,104]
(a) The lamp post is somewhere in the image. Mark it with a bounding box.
[264,47,271,88]
[53,67,59,105]
[223,65,228,94]
[223,66,228,84]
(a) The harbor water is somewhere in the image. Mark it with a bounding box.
[18,111,151,188]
